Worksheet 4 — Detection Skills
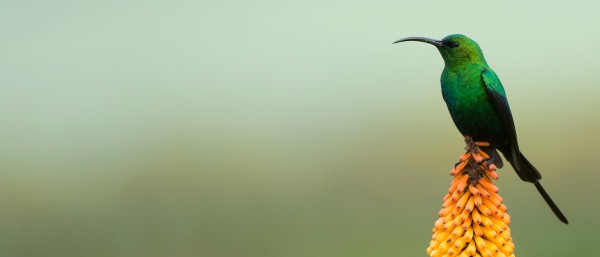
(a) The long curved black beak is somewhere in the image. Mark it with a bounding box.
[393,37,443,47]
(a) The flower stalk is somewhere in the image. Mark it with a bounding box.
[427,137,515,257]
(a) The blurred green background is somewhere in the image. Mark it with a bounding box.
[1,1,599,257]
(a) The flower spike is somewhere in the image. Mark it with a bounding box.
[427,137,516,257]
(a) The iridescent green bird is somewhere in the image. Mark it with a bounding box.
[395,34,568,224]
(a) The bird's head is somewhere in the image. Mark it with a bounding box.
[394,34,487,67]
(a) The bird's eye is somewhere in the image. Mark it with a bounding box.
[443,41,460,48]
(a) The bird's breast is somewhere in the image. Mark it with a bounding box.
[441,67,506,142]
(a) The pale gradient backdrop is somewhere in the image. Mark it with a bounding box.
[1,1,599,257]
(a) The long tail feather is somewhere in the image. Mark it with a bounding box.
[534,181,569,224]
[499,146,568,224]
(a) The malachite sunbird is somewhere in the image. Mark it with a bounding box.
[395,34,568,224]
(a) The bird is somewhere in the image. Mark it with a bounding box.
[394,34,568,224]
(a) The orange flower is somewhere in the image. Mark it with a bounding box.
[427,138,515,257]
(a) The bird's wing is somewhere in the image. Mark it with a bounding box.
[480,68,520,170]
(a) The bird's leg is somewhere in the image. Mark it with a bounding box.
[464,136,477,153]
[479,142,497,169]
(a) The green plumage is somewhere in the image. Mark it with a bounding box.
[442,64,506,142]
[395,34,568,224]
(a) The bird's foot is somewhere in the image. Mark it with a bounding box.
[480,157,495,170]
[464,136,478,153]
[478,143,497,170]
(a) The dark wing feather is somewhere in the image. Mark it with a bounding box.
[480,68,521,170]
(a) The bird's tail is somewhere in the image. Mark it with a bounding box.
[499,146,541,182]
[534,181,569,224]
[499,147,569,224]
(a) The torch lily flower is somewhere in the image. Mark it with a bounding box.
[427,137,515,257]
